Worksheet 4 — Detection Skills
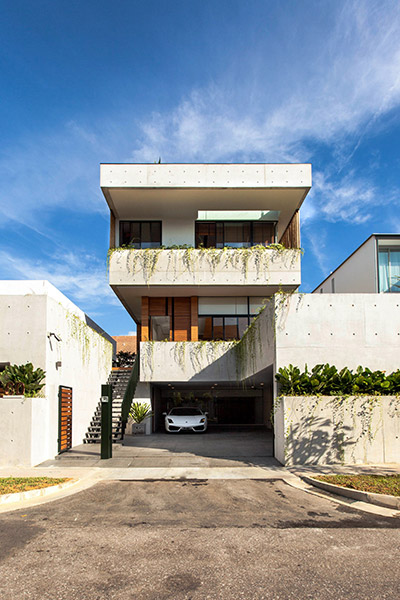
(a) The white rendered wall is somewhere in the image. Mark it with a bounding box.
[0,281,113,464]
[314,237,377,293]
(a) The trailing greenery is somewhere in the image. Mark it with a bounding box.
[275,363,400,396]
[129,401,153,423]
[107,243,302,283]
[0,363,45,397]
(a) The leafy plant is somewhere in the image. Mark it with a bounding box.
[275,363,400,396]
[129,402,153,423]
[0,363,45,397]
[113,351,136,368]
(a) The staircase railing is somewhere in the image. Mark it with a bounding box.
[120,357,139,438]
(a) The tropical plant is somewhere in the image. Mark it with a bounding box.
[275,364,400,396]
[113,350,136,368]
[0,363,45,397]
[129,402,153,423]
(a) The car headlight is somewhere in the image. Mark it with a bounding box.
[200,418,205,423]
[167,418,174,424]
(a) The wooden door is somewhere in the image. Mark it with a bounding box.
[58,386,72,453]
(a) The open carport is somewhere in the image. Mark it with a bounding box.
[151,383,273,433]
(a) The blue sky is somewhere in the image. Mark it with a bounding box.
[1,0,400,334]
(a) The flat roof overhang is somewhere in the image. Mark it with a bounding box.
[101,163,312,239]
[111,283,300,324]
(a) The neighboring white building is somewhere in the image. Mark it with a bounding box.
[313,234,400,294]
[0,281,114,466]
[102,163,311,430]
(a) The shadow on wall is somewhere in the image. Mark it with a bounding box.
[285,416,355,465]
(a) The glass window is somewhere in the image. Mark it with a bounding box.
[224,223,251,248]
[150,316,170,341]
[213,317,224,340]
[224,317,238,340]
[379,249,400,293]
[195,222,216,248]
[198,316,213,340]
[119,221,161,248]
[196,221,276,248]
[253,222,275,246]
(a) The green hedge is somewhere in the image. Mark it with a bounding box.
[275,364,400,396]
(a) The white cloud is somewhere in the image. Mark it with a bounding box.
[0,249,118,310]
[1,1,400,232]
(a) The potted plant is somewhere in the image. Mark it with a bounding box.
[128,402,153,434]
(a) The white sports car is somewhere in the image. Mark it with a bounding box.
[164,407,208,433]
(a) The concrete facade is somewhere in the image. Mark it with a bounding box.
[274,395,400,465]
[0,281,114,465]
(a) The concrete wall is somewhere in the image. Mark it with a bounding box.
[274,396,400,465]
[0,396,49,467]
[314,236,377,293]
[109,248,301,288]
[0,281,114,465]
[274,293,400,375]
[140,341,238,383]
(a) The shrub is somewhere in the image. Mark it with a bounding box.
[0,363,45,397]
[129,402,153,423]
[275,363,400,396]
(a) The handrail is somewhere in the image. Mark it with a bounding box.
[120,357,139,438]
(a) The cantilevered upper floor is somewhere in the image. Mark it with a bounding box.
[101,163,312,322]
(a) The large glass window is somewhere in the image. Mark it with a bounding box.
[378,249,400,293]
[120,221,161,248]
[198,316,250,341]
[195,221,276,249]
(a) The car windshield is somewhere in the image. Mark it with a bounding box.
[169,408,202,416]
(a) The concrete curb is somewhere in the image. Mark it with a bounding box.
[302,475,400,510]
[0,479,78,505]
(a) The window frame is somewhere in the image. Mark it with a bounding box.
[195,220,277,249]
[378,246,400,293]
[198,314,251,341]
[119,220,162,248]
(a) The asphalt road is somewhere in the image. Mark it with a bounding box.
[0,479,399,599]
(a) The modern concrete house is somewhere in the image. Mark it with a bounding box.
[102,163,311,431]
[313,234,400,294]
[101,164,400,464]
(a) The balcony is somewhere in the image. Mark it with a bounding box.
[109,246,301,290]
[140,304,275,383]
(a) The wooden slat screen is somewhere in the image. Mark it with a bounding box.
[149,297,167,316]
[279,210,300,249]
[58,386,72,453]
[174,297,191,341]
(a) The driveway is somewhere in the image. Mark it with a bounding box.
[45,429,275,468]
[0,479,399,599]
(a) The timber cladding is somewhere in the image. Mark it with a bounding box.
[173,297,191,341]
[141,296,195,341]
[58,386,72,453]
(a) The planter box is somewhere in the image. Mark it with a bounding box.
[131,423,146,435]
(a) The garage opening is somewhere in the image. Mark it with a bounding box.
[152,385,272,432]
